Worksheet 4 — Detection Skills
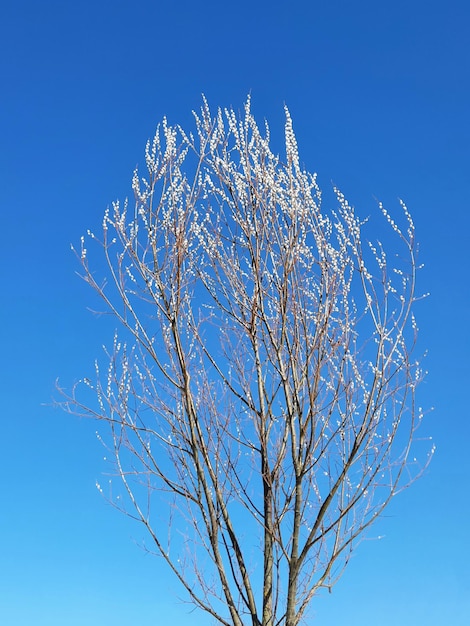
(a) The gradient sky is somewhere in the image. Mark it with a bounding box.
[1,1,469,624]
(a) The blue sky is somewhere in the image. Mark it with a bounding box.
[1,0,469,624]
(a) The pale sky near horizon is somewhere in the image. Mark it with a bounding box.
[1,1,469,624]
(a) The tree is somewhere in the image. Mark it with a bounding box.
[63,97,433,626]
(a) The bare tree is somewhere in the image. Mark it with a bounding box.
[63,97,433,626]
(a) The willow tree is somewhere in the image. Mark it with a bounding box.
[64,98,433,626]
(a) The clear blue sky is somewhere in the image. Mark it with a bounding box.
[1,1,468,624]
